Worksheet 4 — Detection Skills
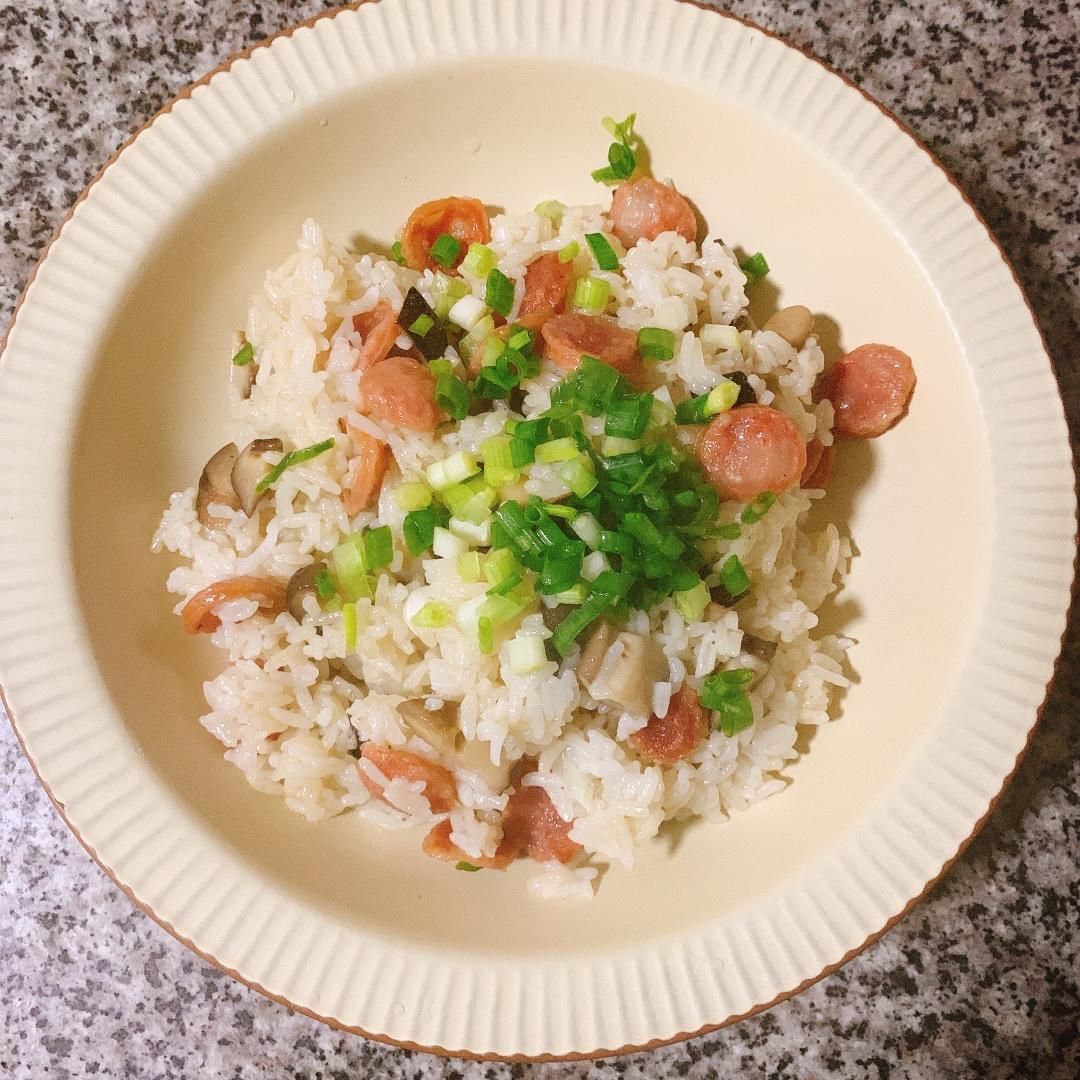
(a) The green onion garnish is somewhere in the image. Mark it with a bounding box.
[485,268,515,318]
[534,199,565,222]
[536,436,580,464]
[408,313,434,338]
[637,326,675,363]
[558,240,580,263]
[342,602,358,652]
[591,113,638,185]
[585,232,620,271]
[719,554,750,598]
[740,491,777,524]
[455,861,482,872]
[363,525,394,570]
[739,252,769,285]
[331,534,374,601]
[315,568,337,600]
[572,275,611,314]
[255,437,335,493]
[604,393,653,439]
[414,601,453,629]
[390,240,406,265]
[699,668,755,736]
[673,579,709,621]
[403,506,442,557]
[395,481,432,512]
[435,372,471,422]
[461,243,497,278]
[430,232,461,269]
[231,341,254,366]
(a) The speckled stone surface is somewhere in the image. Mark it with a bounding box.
[1,1,1077,1076]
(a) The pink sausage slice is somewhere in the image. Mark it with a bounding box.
[540,313,644,384]
[609,177,697,248]
[361,355,447,432]
[696,404,808,503]
[818,343,915,438]
[801,437,834,490]
[630,686,707,764]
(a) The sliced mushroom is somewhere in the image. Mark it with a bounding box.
[576,619,614,687]
[734,311,757,333]
[285,561,326,622]
[196,443,241,527]
[457,737,513,791]
[397,698,461,755]
[742,634,778,662]
[582,629,665,718]
[231,437,284,517]
[763,305,814,350]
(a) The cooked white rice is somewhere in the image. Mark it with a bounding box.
[153,204,852,898]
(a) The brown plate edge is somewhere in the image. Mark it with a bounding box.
[1,0,1076,1063]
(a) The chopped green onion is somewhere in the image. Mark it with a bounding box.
[598,530,634,556]
[717,694,754,737]
[585,232,620,271]
[481,591,529,625]
[673,579,709,621]
[740,491,777,524]
[426,451,480,491]
[570,512,602,549]
[604,393,653,439]
[558,457,598,498]
[551,592,611,655]
[637,326,675,362]
[591,113,638,185]
[255,438,335,493]
[508,327,532,351]
[414,601,453,629]
[363,525,394,570]
[574,354,621,414]
[720,668,755,686]
[408,313,434,338]
[591,570,634,598]
[435,372,471,421]
[430,232,461,269]
[572,275,611,314]
[538,541,585,595]
[449,515,491,545]
[485,268,515,318]
[477,614,494,654]
[447,294,489,331]
[434,275,470,319]
[480,434,520,486]
[402,506,441,557]
[534,199,565,222]
[342,602,358,651]
[739,251,769,285]
[315,568,337,600]
[458,551,483,582]
[507,635,548,674]
[395,481,432,512]
[536,436,580,463]
[330,534,373,601]
[390,240,406,265]
[443,476,496,524]
[699,668,756,736]
[705,379,740,416]
[557,240,580,263]
[455,860,482,872]
[231,341,254,366]
[554,583,589,604]
[325,595,344,614]
[622,511,662,547]
[720,554,750,597]
[433,526,468,559]
[483,547,519,589]
[543,502,578,520]
[701,323,742,352]
[601,435,642,456]
[461,243,497,278]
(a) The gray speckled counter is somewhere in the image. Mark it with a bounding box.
[1,2,1077,1077]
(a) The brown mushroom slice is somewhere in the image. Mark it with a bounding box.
[456,738,513,792]
[285,561,326,622]
[742,634,778,662]
[397,698,462,756]
[196,443,241,527]
[231,437,284,517]
[576,619,615,688]
[582,630,666,718]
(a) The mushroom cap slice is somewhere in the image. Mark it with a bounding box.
[196,443,241,527]
[285,561,326,623]
[231,437,284,517]
[582,629,666,718]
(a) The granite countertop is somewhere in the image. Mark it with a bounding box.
[1,1,1077,1076]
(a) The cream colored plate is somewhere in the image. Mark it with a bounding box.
[0,0,1073,1059]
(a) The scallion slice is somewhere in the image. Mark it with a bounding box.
[507,635,548,674]
[395,481,432,512]
[413,601,453,629]
[720,554,751,597]
[461,243,497,278]
[485,268,515,318]
[739,491,777,524]
[342,602,358,652]
[739,251,769,285]
[430,232,461,269]
[557,240,580,263]
[255,437,335,493]
[585,232,620,271]
[363,525,394,570]
[231,341,254,366]
[572,275,611,314]
[315,568,337,600]
[534,199,565,222]
[408,313,434,338]
[435,372,471,421]
[536,436,580,463]
[426,451,480,491]
[390,240,406,265]
[637,326,675,362]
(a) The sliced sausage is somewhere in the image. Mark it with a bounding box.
[352,300,400,371]
[342,425,389,514]
[801,437,834,490]
[608,177,697,248]
[466,310,551,378]
[630,685,707,764]
[817,343,915,438]
[422,819,513,870]
[361,355,447,432]
[696,403,808,503]
[520,252,573,318]
[181,576,286,635]
[360,744,457,814]
[540,313,643,384]
[400,196,491,273]
[497,778,581,864]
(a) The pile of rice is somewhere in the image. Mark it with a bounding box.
[153,202,852,899]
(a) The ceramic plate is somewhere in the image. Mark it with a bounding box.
[1,0,1074,1060]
